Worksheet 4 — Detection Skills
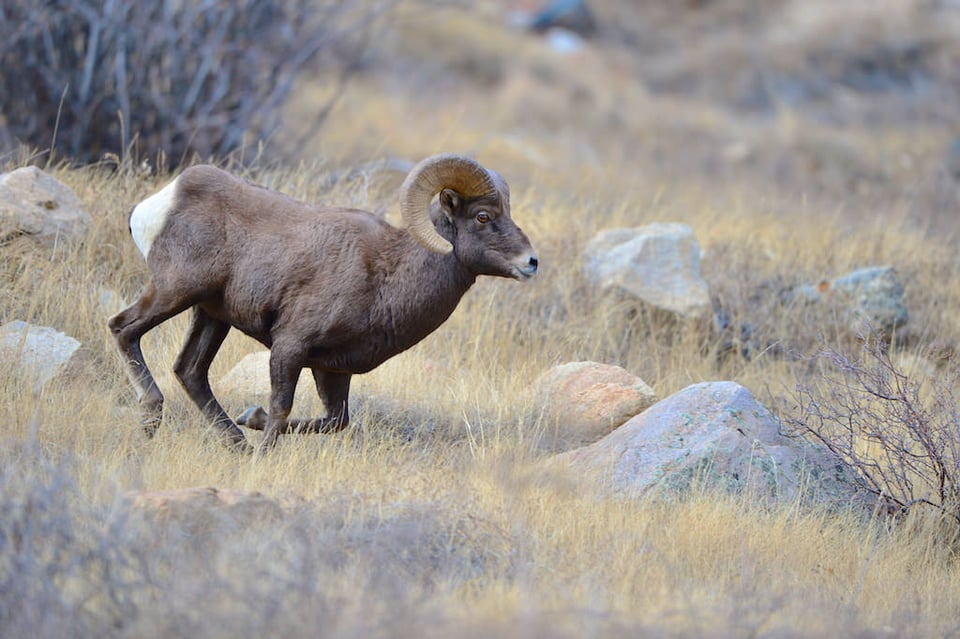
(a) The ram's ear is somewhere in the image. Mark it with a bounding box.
[439,189,460,217]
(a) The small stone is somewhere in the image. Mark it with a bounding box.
[0,320,82,393]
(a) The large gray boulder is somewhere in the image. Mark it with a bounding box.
[0,167,90,246]
[0,320,82,393]
[531,361,658,450]
[549,381,857,507]
[583,223,711,321]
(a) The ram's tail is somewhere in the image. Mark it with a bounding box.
[129,177,179,259]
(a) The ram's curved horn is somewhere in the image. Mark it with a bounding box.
[399,153,499,254]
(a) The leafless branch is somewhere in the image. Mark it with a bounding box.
[0,0,392,166]
[783,335,960,524]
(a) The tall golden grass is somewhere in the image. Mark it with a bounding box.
[2,147,958,637]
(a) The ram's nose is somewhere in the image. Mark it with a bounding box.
[514,254,539,280]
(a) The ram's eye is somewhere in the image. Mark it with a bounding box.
[476,212,491,224]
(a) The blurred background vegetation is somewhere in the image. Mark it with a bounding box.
[4,0,960,203]
[0,0,390,165]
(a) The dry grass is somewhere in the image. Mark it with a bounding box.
[4,157,959,639]
[4,0,960,636]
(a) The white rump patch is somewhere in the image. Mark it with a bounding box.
[130,177,178,258]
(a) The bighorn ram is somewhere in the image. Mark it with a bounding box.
[108,154,538,449]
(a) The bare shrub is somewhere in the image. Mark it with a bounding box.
[0,439,517,638]
[0,0,389,166]
[784,336,960,525]
[0,445,144,636]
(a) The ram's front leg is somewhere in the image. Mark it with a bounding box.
[236,370,351,435]
[255,346,302,450]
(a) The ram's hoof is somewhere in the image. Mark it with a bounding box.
[236,406,268,430]
[141,414,162,438]
[224,433,254,455]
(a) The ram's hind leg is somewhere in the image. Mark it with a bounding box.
[173,307,247,449]
[309,370,351,432]
[108,283,190,436]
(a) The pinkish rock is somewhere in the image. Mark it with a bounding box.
[124,486,287,529]
[532,361,658,450]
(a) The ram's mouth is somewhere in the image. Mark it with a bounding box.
[511,265,537,281]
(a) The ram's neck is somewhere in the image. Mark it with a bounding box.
[384,229,475,346]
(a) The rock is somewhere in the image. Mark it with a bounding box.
[583,223,712,321]
[0,320,82,393]
[218,350,271,403]
[0,166,90,246]
[793,266,907,336]
[123,487,287,530]
[544,28,585,55]
[549,381,857,506]
[217,350,313,408]
[528,0,597,37]
[531,361,658,450]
